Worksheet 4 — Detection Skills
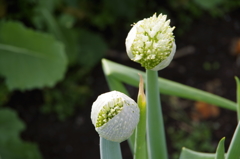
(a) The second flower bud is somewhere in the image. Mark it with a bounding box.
[91,91,140,143]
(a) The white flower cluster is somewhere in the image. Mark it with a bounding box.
[126,13,176,71]
[91,91,139,143]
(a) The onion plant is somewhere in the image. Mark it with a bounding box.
[90,13,240,159]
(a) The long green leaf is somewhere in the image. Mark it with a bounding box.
[180,148,215,159]
[102,59,236,111]
[226,122,240,159]
[0,21,67,90]
[215,137,225,159]
[235,76,240,121]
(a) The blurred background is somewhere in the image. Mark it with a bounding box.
[0,0,240,159]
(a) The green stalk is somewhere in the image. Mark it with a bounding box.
[215,137,225,159]
[235,76,240,121]
[226,122,240,159]
[146,69,168,159]
[100,137,122,159]
[134,75,147,159]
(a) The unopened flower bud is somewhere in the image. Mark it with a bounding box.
[91,91,139,142]
[125,13,176,71]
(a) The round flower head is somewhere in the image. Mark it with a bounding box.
[125,13,176,71]
[91,91,139,143]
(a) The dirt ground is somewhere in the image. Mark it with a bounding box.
[8,10,240,159]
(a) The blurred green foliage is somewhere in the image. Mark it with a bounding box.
[41,67,92,120]
[168,122,215,159]
[0,108,42,159]
[0,0,109,119]
[163,96,218,159]
[0,21,67,90]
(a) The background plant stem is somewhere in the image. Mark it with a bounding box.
[146,69,168,159]
[100,137,122,159]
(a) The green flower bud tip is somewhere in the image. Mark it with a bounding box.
[125,13,176,71]
[91,91,140,143]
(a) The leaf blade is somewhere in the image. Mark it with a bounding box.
[215,137,225,159]
[226,122,240,159]
[102,59,236,111]
[0,108,42,159]
[235,76,240,121]
[180,147,215,159]
[0,21,67,90]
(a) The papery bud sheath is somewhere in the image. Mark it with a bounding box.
[91,91,140,143]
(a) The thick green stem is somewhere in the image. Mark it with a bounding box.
[146,69,168,159]
[100,137,122,159]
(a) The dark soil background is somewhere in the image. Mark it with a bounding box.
[7,10,240,159]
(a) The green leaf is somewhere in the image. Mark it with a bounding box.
[0,108,42,159]
[215,137,225,159]
[226,122,240,159]
[0,21,67,90]
[180,148,215,159]
[0,108,25,141]
[102,59,236,111]
[235,76,240,121]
